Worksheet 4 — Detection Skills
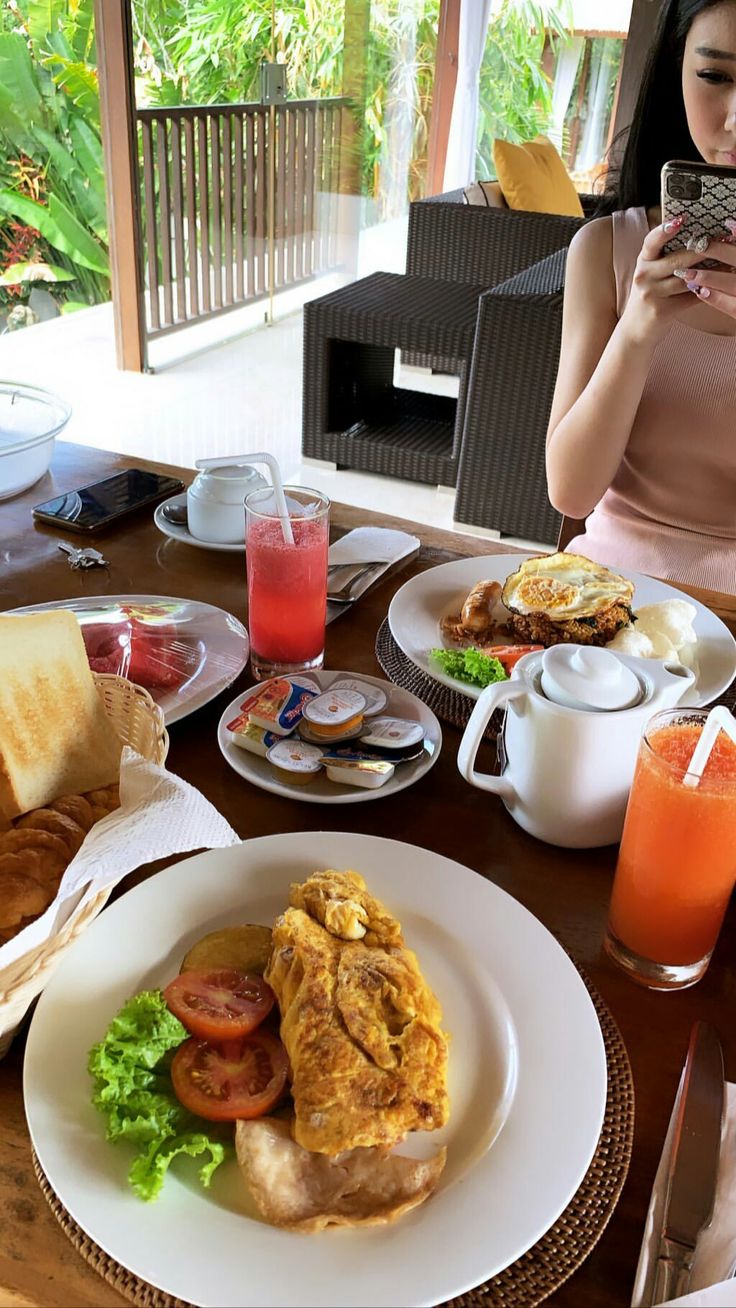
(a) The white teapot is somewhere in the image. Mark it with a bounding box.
[457,645,696,848]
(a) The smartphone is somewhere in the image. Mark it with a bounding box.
[32,468,185,533]
[661,160,736,262]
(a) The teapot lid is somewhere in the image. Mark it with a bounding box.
[540,645,642,712]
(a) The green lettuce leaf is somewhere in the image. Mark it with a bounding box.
[88,989,227,1201]
[430,647,508,688]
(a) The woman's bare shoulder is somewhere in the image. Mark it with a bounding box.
[567,215,613,267]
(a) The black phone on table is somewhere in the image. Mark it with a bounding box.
[661,160,736,262]
[32,469,185,533]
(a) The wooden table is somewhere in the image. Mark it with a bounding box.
[1,442,735,1308]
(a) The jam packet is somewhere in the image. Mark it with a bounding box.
[240,676,320,736]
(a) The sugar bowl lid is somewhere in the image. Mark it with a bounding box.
[539,645,642,712]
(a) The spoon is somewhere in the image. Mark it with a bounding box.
[162,500,189,527]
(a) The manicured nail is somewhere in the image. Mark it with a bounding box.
[725,219,736,233]
[673,268,689,279]
[663,216,683,232]
[686,233,710,253]
[688,283,710,298]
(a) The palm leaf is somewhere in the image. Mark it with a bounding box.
[0,34,43,125]
[0,259,75,285]
[30,124,78,181]
[0,190,108,274]
[68,118,104,187]
[44,53,99,122]
[27,0,65,50]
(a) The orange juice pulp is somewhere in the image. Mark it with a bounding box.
[608,723,736,965]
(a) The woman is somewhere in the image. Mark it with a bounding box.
[546,0,736,590]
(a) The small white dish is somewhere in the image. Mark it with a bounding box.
[154,493,245,553]
[217,670,442,804]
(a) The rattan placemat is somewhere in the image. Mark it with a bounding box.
[376,618,499,738]
[375,618,736,734]
[33,963,633,1308]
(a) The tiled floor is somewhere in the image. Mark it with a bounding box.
[0,267,550,550]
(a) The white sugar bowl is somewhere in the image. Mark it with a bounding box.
[187,463,267,543]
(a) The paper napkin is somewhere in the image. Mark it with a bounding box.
[633,1082,736,1307]
[0,747,240,969]
[327,526,420,623]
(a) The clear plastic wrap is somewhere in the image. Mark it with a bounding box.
[10,595,249,724]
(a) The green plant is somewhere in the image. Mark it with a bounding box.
[0,0,109,315]
[475,0,574,176]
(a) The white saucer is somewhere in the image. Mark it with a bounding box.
[154,493,246,553]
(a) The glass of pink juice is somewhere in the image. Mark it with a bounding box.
[245,485,329,680]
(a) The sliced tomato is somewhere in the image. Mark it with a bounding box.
[171,1031,289,1121]
[164,969,274,1041]
[479,643,543,673]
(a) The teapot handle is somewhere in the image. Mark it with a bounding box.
[457,681,527,797]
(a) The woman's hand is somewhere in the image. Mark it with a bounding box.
[681,233,736,318]
[619,215,721,346]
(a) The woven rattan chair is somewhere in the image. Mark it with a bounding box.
[404,189,593,373]
[454,247,571,545]
[301,190,593,491]
[406,188,596,287]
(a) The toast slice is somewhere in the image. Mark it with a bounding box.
[0,610,123,820]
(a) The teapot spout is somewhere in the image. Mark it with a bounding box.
[648,659,697,708]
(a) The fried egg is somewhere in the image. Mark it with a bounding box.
[502,553,635,620]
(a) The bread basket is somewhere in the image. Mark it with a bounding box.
[0,673,169,1057]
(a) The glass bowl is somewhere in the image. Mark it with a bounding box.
[0,380,71,500]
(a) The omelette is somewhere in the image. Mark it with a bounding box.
[265,869,450,1156]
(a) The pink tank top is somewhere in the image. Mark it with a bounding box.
[565,206,736,591]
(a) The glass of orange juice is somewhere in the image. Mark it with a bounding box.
[604,708,736,990]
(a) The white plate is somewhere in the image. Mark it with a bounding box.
[24,833,607,1308]
[154,493,246,552]
[388,553,736,707]
[8,594,249,725]
[217,671,441,804]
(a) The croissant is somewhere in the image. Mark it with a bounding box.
[0,785,120,942]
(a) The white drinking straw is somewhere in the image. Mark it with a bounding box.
[196,451,295,546]
[682,705,736,788]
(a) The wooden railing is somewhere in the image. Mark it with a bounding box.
[136,98,347,340]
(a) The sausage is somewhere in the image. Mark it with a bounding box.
[461,580,502,632]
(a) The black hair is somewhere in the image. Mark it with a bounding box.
[597,0,731,214]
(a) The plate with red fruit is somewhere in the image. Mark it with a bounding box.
[8,594,249,724]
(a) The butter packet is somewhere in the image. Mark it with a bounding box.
[266,738,324,785]
[359,716,424,750]
[241,675,320,736]
[323,756,395,789]
[328,677,388,717]
[226,716,281,758]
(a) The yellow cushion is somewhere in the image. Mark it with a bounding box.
[492,137,584,218]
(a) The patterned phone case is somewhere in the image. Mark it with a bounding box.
[661,161,736,264]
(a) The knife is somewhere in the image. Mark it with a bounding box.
[650,1021,725,1305]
